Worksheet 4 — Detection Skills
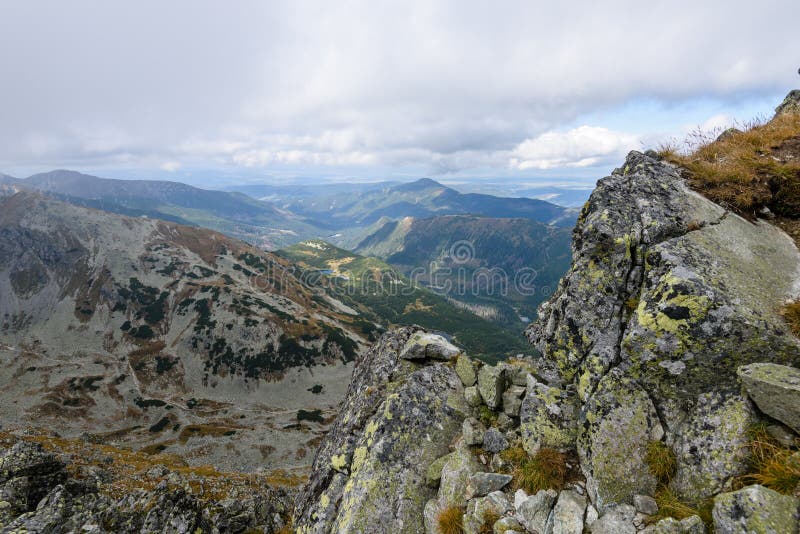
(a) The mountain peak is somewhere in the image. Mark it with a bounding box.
[391,177,446,192]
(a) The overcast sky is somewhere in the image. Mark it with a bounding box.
[0,1,797,186]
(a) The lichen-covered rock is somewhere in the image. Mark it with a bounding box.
[464,417,487,446]
[528,150,800,508]
[590,504,637,534]
[502,385,526,417]
[456,354,478,386]
[399,331,461,360]
[520,376,577,454]
[641,516,706,534]
[633,494,658,516]
[493,515,525,533]
[439,447,481,506]
[465,472,512,499]
[426,453,452,489]
[465,386,484,407]
[478,364,508,410]
[548,489,587,534]
[482,428,509,453]
[462,491,514,534]
[515,488,558,533]
[776,90,800,116]
[294,327,468,533]
[712,484,800,533]
[580,370,663,510]
[738,363,800,434]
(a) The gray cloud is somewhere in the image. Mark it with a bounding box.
[0,0,797,179]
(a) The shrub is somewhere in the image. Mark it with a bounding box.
[436,505,465,534]
[501,445,567,493]
[645,441,677,484]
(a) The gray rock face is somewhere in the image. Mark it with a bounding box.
[465,472,513,499]
[464,417,487,446]
[520,376,577,454]
[483,428,509,453]
[776,90,800,116]
[399,331,462,360]
[502,385,526,417]
[439,448,481,506]
[549,489,587,534]
[478,364,508,410]
[462,491,514,534]
[738,363,800,434]
[590,504,637,534]
[633,494,658,516]
[515,489,558,534]
[465,386,484,407]
[712,484,800,534]
[294,327,468,533]
[527,151,800,508]
[456,354,478,386]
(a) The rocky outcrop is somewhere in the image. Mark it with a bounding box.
[527,150,800,508]
[712,485,799,533]
[738,362,800,433]
[293,326,469,533]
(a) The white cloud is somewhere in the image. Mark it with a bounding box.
[700,113,735,132]
[510,126,640,170]
[160,161,181,172]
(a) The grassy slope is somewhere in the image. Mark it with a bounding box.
[277,239,530,362]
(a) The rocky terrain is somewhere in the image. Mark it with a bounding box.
[0,192,372,473]
[293,93,800,533]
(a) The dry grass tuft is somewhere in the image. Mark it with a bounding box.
[652,487,713,526]
[781,301,800,338]
[736,424,800,494]
[478,509,501,534]
[437,505,465,534]
[645,441,677,484]
[501,445,567,493]
[659,111,800,217]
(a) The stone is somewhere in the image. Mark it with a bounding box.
[478,364,508,410]
[712,484,799,534]
[462,491,514,534]
[766,424,798,449]
[294,327,468,533]
[590,504,637,534]
[456,354,478,386]
[439,447,481,506]
[426,453,452,488]
[633,494,658,516]
[496,413,515,431]
[520,376,577,455]
[465,472,512,499]
[738,363,800,434]
[465,386,484,407]
[399,331,461,360]
[585,503,599,527]
[641,516,706,534]
[502,385,526,417]
[548,489,586,534]
[515,488,558,534]
[483,428,509,453]
[463,417,487,446]
[493,515,525,533]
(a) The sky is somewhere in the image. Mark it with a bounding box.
[0,1,798,188]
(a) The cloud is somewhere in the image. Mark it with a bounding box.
[0,0,797,179]
[510,126,640,170]
[160,161,181,172]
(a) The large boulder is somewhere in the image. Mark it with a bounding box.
[712,484,800,533]
[294,327,468,534]
[528,150,800,508]
[738,363,800,434]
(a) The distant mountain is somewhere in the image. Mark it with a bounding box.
[0,191,372,471]
[355,215,573,325]
[277,239,530,360]
[247,178,579,230]
[4,170,324,249]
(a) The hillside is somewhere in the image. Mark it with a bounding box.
[0,170,322,249]
[277,239,530,360]
[0,192,371,472]
[355,215,573,325]
[270,177,578,229]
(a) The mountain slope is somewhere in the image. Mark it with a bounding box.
[277,239,530,360]
[273,178,578,229]
[355,215,573,325]
[8,170,323,248]
[0,192,369,472]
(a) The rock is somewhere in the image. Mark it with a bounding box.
[465,472,512,499]
[483,428,509,453]
[520,376,577,454]
[399,331,461,360]
[0,441,67,518]
[478,364,508,410]
[426,453,452,488]
[548,489,586,534]
[713,484,800,533]
[766,424,798,448]
[590,504,637,534]
[527,150,800,508]
[641,516,706,534]
[294,327,468,533]
[671,392,755,498]
[502,385,526,417]
[462,491,514,534]
[776,90,800,116]
[465,386,484,407]
[456,354,478,386]
[494,515,525,533]
[633,494,658,516]
[439,448,481,506]
[585,503,599,527]
[496,413,515,431]
[463,417,487,446]
[515,488,558,534]
[423,498,448,534]
[738,363,800,434]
